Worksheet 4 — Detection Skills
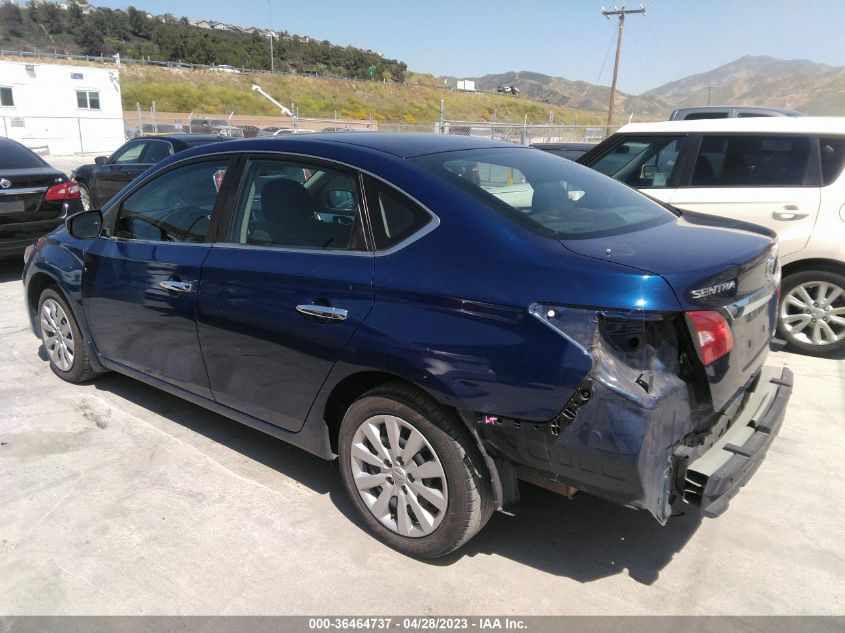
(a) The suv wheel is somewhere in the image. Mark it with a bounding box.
[778,270,845,357]
[38,288,98,383]
[338,382,493,558]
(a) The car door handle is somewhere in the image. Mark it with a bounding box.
[296,304,348,321]
[772,211,808,221]
[159,279,193,293]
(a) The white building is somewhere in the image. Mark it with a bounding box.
[0,60,124,155]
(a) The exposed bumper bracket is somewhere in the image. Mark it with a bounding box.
[682,365,793,518]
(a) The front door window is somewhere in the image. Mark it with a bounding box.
[113,160,228,242]
[111,142,147,164]
[589,136,685,188]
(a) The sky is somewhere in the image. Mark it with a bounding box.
[91,0,845,94]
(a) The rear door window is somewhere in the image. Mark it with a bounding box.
[588,136,685,188]
[691,135,812,187]
[142,140,174,164]
[228,158,366,251]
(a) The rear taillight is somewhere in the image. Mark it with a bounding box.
[44,181,81,201]
[686,310,733,365]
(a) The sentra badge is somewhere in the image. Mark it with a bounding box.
[691,280,737,299]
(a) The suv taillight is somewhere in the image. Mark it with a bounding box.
[44,181,81,201]
[686,310,733,365]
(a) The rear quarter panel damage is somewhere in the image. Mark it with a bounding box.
[478,306,701,523]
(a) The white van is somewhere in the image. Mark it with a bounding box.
[580,117,845,357]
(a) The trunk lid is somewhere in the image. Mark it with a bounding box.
[560,212,778,412]
[0,168,66,222]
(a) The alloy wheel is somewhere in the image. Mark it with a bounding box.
[349,414,449,538]
[40,298,75,371]
[79,184,92,211]
[780,280,845,347]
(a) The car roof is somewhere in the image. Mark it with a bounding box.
[182,132,520,160]
[618,116,845,135]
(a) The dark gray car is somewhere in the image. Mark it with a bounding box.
[72,135,221,210]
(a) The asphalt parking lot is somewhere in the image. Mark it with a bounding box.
[1,254,843,616]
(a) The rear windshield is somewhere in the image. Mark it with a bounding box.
[412,147,675,240]
[0,140,45,169]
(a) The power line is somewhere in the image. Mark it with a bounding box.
[601,4,646,129]
[595,29,618,85]
[643,13,675,74]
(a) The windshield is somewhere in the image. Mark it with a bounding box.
[413,147,675,240]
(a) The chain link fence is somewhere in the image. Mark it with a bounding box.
[124,109,376,139]
[124,109,618,147]
[433,122,617,145]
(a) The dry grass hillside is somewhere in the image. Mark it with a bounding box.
[116,64,607,125]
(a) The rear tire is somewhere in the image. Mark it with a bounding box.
[777,269,845,357]
[38,288,98,383]
[338,382,493,558]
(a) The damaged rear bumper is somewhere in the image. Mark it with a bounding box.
[678,365,793,518]
[475,304,792,524]
[476,360,792,524]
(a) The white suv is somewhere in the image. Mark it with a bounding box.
[580,117,845,357]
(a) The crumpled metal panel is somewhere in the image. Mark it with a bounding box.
[528,305,697,523]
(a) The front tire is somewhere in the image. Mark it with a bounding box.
[777,269,845,357]
[79,183,93,211]
[338,382,493,558]
[38,288,97,383]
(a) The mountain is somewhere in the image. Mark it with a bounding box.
[458,71,671,119]
[643,55,845,114]
[453,55,845,120]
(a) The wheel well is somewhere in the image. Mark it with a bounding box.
[782,258,845,279]
[26,273,59,332]
[322,370,506,510]
[323,371,422,452]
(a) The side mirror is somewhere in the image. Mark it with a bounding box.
[66,210,103,239]
[94,156,109,165]
[640,164,657,181]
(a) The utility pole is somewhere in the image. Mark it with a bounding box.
[602,5,645,129]
[268,0,274,73]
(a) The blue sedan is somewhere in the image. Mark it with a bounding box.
[22,133,792,557]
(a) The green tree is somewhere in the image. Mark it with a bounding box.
[1,2,23,37]
[127,6,150,38]
[67,3,83,32]
[75,21,104,55]
[42,3,65,35]
[26,0,39,22]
